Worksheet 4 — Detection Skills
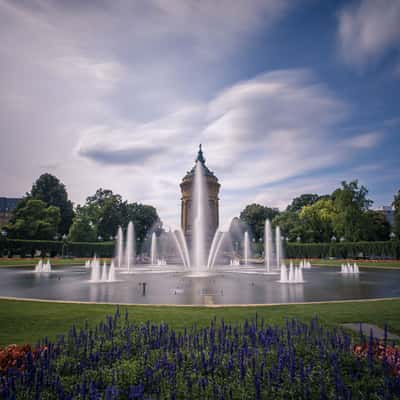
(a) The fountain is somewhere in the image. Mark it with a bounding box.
[116,227,124,269]
[243,231,250,267]
[125,221,135,272]
[192,161,207,273]
[89,258,117,282]
[34,259,51,273]
[150,232,157,265]
[264,219,273,272]
[279,261,304,283]
[300,259,312,269]
[341,263,360,274]
[275,226,282,269]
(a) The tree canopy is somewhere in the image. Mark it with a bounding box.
[29,173,74,234]
[68,188,160,244]
[239,204,279,240]
[6,199,61,240]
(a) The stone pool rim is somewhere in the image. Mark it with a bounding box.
[1,295,399,308]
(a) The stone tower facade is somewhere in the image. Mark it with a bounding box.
[180,145,220,247]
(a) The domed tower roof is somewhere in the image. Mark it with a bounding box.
[182,144,218,182]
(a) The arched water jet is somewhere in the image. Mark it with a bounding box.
[207,231,226,271]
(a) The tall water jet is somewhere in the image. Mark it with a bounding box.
[116,227,124,269]
[101,261,108,282]
[108,260,116,282]
[192,161,207,272]
[125,221,135,272]
[150,232,157,265]
[275,226,282,269]
[264,219,273,272]
[243,231,250,267]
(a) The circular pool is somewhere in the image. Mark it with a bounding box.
[1,265,399,305]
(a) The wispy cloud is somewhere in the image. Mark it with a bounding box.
[337,0,400,69]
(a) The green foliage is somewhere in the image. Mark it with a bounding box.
[5,200,61,240]
[67,206,98,242]
[286,193,321,212]
[285,240,400,259]
[0,239,63,258]
[70,188,161,244]
[0,239,114,258]
[299,198,337,242]
[393,190,400,238]
[239,203,279,240]
[29,173,74,234]
[272,211,303,242]
[364,210,391,241]
[331,180,372,242]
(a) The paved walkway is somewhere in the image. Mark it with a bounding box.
[342,323,400,340]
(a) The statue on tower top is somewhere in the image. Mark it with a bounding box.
[196,144,205,164]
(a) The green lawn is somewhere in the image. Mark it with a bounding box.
[311,259,400,268]
[1,298,400,347]
[0,258,108,267]
[1,257,399,268]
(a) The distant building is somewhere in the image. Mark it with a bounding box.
[180,145,220,248]
[379,206,395,226]
[0,197,22,227]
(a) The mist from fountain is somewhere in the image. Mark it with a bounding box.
[89,258,117,282]
[207,231,226,270]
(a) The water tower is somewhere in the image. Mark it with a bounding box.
[180,145,220,248]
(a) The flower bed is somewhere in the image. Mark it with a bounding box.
[1,311,400,399]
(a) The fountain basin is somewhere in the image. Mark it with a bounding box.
[1,265,400,305]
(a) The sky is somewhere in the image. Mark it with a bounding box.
[0,0,399,229]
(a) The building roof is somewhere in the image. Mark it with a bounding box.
[0,197,22,213]
[182,144,218,182]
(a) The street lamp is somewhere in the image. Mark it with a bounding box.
[331,236,337,242]
[340,236,345,242]
[390,232,396,240]
[53,234,59,241]
[97,235,103,241]
[1,230,7,237]
[296,236,301,243]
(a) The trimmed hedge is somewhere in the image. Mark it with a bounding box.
[1,239,399,259]
[0,239,114,258]
[284,240,400,259]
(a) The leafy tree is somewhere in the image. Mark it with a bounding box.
[363,210,391,241]
[286,194,321,213]
[29,173,74,234]
[299,198,337,242]
[123,203,160,244]
[68,206,97,242]
[393,190,400,238]
[272,211,304,242]
[68,188,161,245]
[5,199,61,240]
[240,204,279,240]
[331,180,372,241]
[85,189,124,239]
